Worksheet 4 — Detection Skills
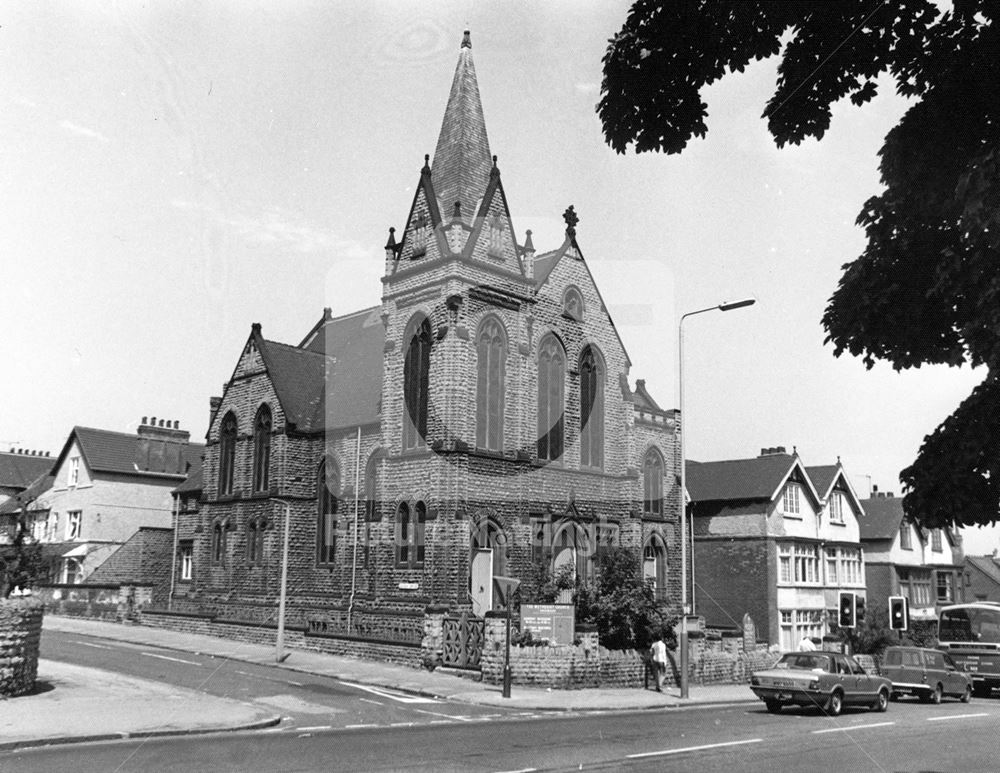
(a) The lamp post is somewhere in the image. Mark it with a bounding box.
[678,297,756,699]
[273,498,292,663]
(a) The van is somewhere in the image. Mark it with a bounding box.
[882,645,973,703]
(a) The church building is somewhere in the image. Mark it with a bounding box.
[173,32,682,647]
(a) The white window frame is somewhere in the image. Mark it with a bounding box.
[839,547,863,585]
[829,492,844,523]
[793,543,820,584]
[66,511,82,541]
[180,543,193,581]
[825,548,838,584]
[69,456,80,486]
[931,528,943,553]
[782,483,801,516]
[778,544,792,584]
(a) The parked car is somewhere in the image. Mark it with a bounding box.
[749,651,892,716]
[882,645,973,703]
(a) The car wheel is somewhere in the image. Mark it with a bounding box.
[889,691,899,701]
[764,699,782,714]
[874,688,889,713]
[826,690,843,717]
[931,684,943,704]
[962,685,972,704]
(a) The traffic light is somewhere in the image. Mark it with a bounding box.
[838,590,856,628]
[889,596,909,630]
[856,595,866,625]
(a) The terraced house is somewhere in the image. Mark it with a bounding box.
[172,32,682,651]
[687,448,867,649]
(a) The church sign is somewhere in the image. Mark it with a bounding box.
[520,603,575,645]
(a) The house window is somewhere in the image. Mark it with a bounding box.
[902,568,933,605]
[840,547,863,585]
[395,501,427,569]
[779,610,793,650]
[476,318,506,451]
[66,511,82,541]
[218,412,238,496]
[825,548,838,584]
[779,544,792,583]
[829,492,844,523]
[179,541,193,581]
[642,448,664,516]
[253,405,272,492]
[211,521,228,565]
[69,456,80,487]
[780,609,824,651]
[536,334,565,461]
[246,518,266,566]
[62,558,82,585]
[317,459,339,566]
[931,528,943,552]
[937,572,954,603]
[793,543,820,584]
[900,522,912,550]
[782,484,801,516]
[579,346,604,469]
[643,536,668,601]
[403,317,431,450]
[563,287,584,321]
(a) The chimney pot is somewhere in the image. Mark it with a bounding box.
[776,446,786,454]
[142,416,147,425]
[760,448,768,456]
[151,416,157,427]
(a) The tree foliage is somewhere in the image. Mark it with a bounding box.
[1,513,43,598]
[599,1,1000,528]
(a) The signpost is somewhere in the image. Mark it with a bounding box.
[494,577,521,699]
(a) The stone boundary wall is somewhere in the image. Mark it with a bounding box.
[139,609,422,667]
[36,584,155,622]
[0,598,43,697]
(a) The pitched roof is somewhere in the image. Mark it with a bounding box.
[632,380,662,412]
[805,465,839,498]
[967,555,1000,586]
[431,30,492,219]
[224,308,384,439]
[173,460,203,494]
[0,452,54,491]
[686,453,819,504]
[858,495,905,540]
[50,426,204,483]
[0,473,54,514]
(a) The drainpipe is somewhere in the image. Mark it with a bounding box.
[168,493,180,611]
[347,425,362,635]
[272,497,292,663]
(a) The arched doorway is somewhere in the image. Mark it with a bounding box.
[552,521,591,601]
[643,535,668,601]
[470,518,507,616]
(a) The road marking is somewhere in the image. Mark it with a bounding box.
[338,680,439,703]
[345,723,377,729]
[812,721,895,734]
[140,651,203,666]
[627,738,763,759]
[297,725,332,732]
[927,712,989,721]
[359,698,384,706]
[410,707,475,722]
[71,640,113,650]
[233,669,304,688]
[494,768,537,773]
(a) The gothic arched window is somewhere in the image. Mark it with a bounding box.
[403,317,432,450]
[253,404,272,492]
[563,287,584,321]
[579,346,605,469]
[218,412,238,496]
[537,334,565,461]
[476,318,506,451]
[643,448,664,515]
[317,459,339,566]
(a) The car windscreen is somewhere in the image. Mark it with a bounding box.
[940,607,1000,644]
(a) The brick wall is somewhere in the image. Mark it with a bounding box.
[0,598,43,697]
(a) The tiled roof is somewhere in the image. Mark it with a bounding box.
[805,465,839,498]
[632,380,662,412]
[858,496,904,540]
[431,31,492,220]
[686,454,799,502]
[532,249,563,287]
[173,460,203,494]
[967,555,1000,586]
[296,306,384,430]
[0,452,53,490]
[71,426,203,477]
[0,473,54,514]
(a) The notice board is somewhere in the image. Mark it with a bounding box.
[520,603,575,645]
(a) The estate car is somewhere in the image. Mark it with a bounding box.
[882,645,973,703]
[750,651,892,716]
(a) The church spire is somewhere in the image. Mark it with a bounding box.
[431,30,492,221]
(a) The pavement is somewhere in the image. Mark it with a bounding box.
[1,614,756,751]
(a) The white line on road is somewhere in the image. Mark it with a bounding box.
[812,721,895,734]
[494,768,537,773]
[344,723,377,729]
[297,725,332,732]
[71,640,113,650]
[927,712,990,721]
[627,739,763,759]
[359,698,385,706]
[410,707,475,722]
[338,680,439,703]
[140,651,203,666]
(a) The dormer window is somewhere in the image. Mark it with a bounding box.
[563,287,584,321]
[487,214,504,258]
[829,492,844,523]
[900,522,912,550]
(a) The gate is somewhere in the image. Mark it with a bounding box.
[441,611,485,669]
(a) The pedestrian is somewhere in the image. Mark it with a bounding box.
[798,634,817,652]
[650,634,668,691]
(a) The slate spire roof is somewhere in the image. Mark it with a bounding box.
[431,30,492,219]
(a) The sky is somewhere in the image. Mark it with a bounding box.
[2,3,994,551]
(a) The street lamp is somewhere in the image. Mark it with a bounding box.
[678,297,756,699]
[272,498,292,663]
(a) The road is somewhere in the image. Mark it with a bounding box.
[11,632,999,772]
